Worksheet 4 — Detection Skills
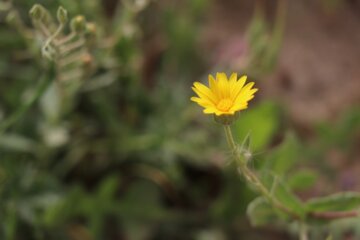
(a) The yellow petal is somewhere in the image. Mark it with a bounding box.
[216,72,229,98]
[208,74,219,98]
[192,83,217,104]
[229,72,237,89]
[214,109,229,116]
[203,107,217,114]
[191,97,214,108]
[191,72,258,116]
[230,76,247,100]
[229,102,248,112]
[233,86,257,107]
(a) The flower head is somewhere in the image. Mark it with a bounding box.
[191,72,258,116]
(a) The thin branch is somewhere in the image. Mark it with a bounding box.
[309,210,359,220]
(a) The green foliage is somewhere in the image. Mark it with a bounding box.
[261,173,306,218]
[245,1,286,76]
[287,169,318,191]
[211,169,254,222]
[316,107,360,150]
[247,196,284,227]
[234,101,281,151]
[0,1,359,239]
[0,133,39,153]
[306,192,360,213]
[262,132,300,176]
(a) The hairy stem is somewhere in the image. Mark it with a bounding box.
[223,125,300,219]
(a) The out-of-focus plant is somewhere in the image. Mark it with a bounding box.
[245,1,286,77]
[191,73,360,240]
[215,0,286,78]
[0,1,222,239]
[1,0,359,239]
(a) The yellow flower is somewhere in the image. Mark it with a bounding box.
[191,72,258,116]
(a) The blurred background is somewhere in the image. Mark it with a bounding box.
[0,0,359,239]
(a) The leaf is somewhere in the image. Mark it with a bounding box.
[261,172,305,218]
[287,169,318,191]
[96,175,119,202]
[246,6,267,49]
[40,82,61,122]
[247,197,284,226]
[211,171,254,222]
[316,107,360,148]
[263,132,299,176]
[274,180,305,218]
[306,192,360,212]
[234,101,280,151]
[0,134,38,152]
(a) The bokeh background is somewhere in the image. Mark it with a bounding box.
[0,0,359,239]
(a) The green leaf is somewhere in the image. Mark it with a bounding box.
[96,175,119,202]
[274,180,305,217]
[40,82,61,122]
[306,192,360,212]
[234,101,280,151]
[263,132,299,176]
[247,197,284,226]
[261,172,305,218]
[116,181,168,220]
[211,170,254,222]
[0,134,38,152]
[287,169,318,191]
[246,6,267,49]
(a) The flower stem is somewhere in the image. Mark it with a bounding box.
[299,222,308,240]
[224,124,236,151]
[223,125,300,219]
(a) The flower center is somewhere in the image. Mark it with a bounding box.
[216,98,233,111]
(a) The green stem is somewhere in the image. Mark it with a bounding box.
[223,125,300,219]
[299,221,308,240]
[0,67,54,134]
[224,124,236,151]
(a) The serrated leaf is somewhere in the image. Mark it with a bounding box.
[306,192,360,212]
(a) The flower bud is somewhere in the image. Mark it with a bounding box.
[85,22,97,36]
[70,15,86,34]
[29,4,44,21]
[57,6,68,24]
